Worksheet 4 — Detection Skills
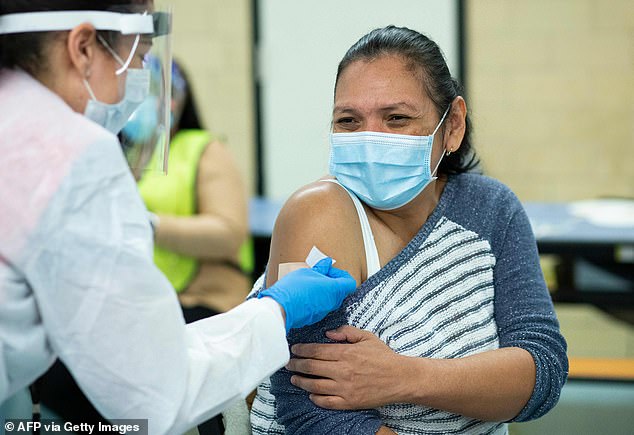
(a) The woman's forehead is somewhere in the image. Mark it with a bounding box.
[335,55,429,106]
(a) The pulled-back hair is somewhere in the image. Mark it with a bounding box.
[0,0,148,74]
[335,25,479,175]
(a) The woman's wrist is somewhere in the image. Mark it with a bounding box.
[399,355,436,406]
[377,354,431,406]
[258,296,287,331]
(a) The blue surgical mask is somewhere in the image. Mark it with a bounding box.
[83,68,150,134]
[83,35,150,134]
[329,107,450,210]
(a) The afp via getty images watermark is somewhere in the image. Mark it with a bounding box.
[3,419,148,434]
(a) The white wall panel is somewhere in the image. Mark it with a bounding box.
[258,0,459,200]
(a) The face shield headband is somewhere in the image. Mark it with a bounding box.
[0,9,174,176]
[0,10,170,74]
[0,10,169,36]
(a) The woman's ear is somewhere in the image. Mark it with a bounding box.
[444,96,467,154]
[66,23,99,78]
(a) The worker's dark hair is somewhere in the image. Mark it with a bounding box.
[335,25,479,175]
[0,1,148,75]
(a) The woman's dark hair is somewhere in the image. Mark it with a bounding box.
[173,60,203,131]
[0,0,147,75]
[335,25,479,175]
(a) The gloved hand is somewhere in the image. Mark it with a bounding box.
[258,257,356,333]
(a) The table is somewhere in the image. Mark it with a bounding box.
[249,197,283,238]
[524,200,634,306]
[249,198,634,304]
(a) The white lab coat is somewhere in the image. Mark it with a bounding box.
[0,69,289,434]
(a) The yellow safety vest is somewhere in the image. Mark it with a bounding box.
[138,129,211,292]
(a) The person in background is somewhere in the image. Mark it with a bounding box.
[133,59,252,323]
[250,26,568,434]
[38,59,249,435]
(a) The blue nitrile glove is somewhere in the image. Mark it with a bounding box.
[258,257,356,333]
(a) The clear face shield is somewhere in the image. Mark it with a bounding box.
[114,9,173,178]
[119,52,172,179]
[0,5,173,176]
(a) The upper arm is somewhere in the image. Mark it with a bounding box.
[264,181,384,433]
[265,180,363,288]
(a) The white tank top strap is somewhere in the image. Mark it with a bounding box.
[322,179,381,277]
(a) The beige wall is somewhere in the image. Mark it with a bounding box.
[160,1,634,201]
[467,0,634,201]
[158,0,256,194]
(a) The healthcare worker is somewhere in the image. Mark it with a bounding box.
[0,2,356,434]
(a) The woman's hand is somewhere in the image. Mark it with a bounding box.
[287,325,410,410]
[288,326,537,421]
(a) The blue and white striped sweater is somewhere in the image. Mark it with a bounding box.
[251,173,568,435]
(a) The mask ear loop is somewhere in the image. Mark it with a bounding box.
[96,33,141,75]
[430,105,452,177]
[431,105,451,136]
[82,78,97,100]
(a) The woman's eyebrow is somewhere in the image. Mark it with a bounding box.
[378,102,420,112]
[333,106,360,115]
[334,102,420,112]
[333,102,424,117]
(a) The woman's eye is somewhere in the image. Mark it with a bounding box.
[335,117,359,129]
[336,117,355,124]
[388,115,409,122]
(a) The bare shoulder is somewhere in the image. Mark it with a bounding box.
[198,140,237,170]
[267,178,364,286]
[276,178,358,230]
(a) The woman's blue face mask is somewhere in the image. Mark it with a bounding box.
[329,106,450,210]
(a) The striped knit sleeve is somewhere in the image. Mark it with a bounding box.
[491,196,569,421]
[269,313,384,434]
